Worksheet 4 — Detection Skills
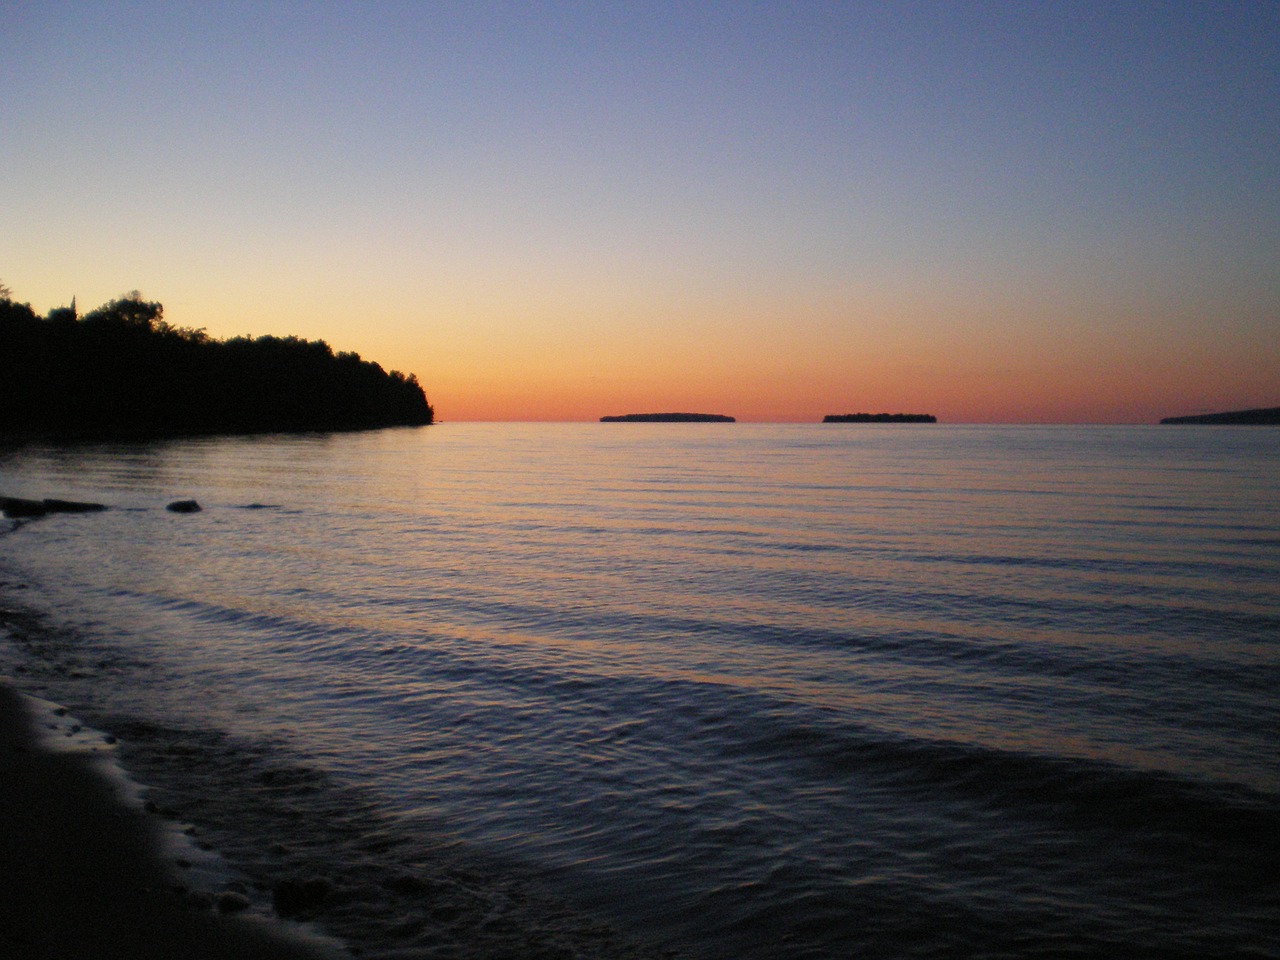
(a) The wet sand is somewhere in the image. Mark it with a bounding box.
[0,682,345,960]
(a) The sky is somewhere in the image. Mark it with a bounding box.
[3,1,1277,422]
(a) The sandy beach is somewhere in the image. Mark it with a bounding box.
[0,681,345,960]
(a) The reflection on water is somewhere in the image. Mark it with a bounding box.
[2,424,1278,959]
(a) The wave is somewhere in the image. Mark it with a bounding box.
[750,714,1279,841]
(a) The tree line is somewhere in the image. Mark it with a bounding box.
[1,284,434,439]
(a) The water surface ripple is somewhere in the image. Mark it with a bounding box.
[2,424,1277,958]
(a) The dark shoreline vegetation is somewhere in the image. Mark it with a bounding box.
[1159,406,1280,425]
[1,287,433,441]
[823,413,937,423]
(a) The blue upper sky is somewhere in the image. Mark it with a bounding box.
[4,2,1277,420]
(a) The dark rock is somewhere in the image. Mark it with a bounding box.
[166,499,202,513]
[0,496,48,518]
[42,498,107,513]
[2,495,109,516]
[272,877,331,917]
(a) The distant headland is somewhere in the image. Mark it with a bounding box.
[1160,407,1280,425]
[600,413,736,422]
[1,285,433,441]
[823,413,937,423]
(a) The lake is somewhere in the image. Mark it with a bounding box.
[2,424,1277,959]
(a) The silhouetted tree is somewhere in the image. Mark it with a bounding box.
[0,285,434,439]
[80,291,165,331]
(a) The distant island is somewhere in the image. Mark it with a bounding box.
[823,413,937,423]
[601,413,736,422]
[1160,407,1280,425]
[1,286,433,440]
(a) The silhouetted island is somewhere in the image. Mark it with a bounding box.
[601,413,736,422]
[1,287,433,440]
[823,413,937,423]
[1159,407,1280,425]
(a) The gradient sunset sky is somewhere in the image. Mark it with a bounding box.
[4,2,1277,422]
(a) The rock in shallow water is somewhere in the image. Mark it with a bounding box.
[273,877,331,918]
[2,495,108,516]
[166,499,202,513]
[0,496,48,518]
[42,498,107,513]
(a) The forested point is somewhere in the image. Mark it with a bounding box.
[0,286,434,440]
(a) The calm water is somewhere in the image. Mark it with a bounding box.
[1,424,1277,959]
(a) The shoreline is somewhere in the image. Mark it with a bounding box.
[0,561,669,960]
[0,421,432,452]
[0,680,347,960]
